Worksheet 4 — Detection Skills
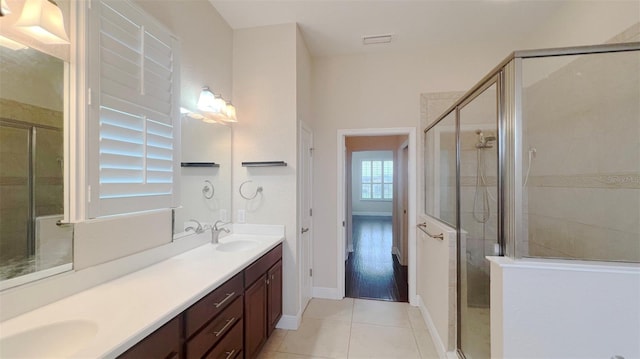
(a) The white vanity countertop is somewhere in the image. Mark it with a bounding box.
[0,228,284,358]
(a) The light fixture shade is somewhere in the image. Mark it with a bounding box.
[0,35,28,50]
[1,0,11,16]
[223,102,237,122]
[15,0,70,44]
[197,87,225,117]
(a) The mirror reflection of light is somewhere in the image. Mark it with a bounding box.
[15,0,70,44]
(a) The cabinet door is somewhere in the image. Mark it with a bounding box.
[267,260,283,336]
[244,276,267,359]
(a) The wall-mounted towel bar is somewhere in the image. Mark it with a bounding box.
[181,162,220,167]
[241,161,287,167]
[417,222,444,240]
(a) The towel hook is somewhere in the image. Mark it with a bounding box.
[239,180,263,200]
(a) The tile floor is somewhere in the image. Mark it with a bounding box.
[257,298,440,359]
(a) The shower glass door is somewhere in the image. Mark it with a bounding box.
[458,79,499,359]
[0,123,32,272]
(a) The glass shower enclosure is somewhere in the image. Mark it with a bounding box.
[423,42,640,358]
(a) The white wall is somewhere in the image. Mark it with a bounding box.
[490,257,640,359]
[310,48,508,289]
[232,23,304,324]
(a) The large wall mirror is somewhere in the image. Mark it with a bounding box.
[0,42,71,289]
[173,117,232,239]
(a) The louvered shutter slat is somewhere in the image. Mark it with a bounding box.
[89,0,179,218]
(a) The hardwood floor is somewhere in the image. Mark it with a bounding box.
[345,216,408,302]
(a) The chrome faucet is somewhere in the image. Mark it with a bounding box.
[185,219,205,234]
[211,220,231,244]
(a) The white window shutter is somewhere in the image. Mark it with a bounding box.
[87,0,180,218]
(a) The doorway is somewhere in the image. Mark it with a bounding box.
[337,128,417,303]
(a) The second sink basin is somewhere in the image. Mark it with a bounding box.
[0,320,98,358]
[216,239,259,252]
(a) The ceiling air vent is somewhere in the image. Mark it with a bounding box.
[362,34,393,45]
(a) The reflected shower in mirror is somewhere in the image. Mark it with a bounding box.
[0,42,71,287]
[173,117,232,240]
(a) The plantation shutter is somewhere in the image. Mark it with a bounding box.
[87,0,180,218]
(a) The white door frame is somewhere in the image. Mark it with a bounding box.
[299,121,313,314]
[336,127,417,304]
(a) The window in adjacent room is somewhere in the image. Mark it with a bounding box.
[361,160,393,200]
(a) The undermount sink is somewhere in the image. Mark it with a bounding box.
[0,320,98,358]
[216,239,259,252]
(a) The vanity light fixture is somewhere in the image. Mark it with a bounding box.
[197,86,226,118]
[15,0,70,44]
[223,101,237,122]
[181,106,223,124]
[196,86,238,123]
[1,0,11,16]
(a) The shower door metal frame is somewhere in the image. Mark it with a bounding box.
[454,74,501,359]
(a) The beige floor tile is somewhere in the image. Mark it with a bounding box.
[278,318,351,358]
[262,328,288,353]
[413,329,440,359]
[352,299,411,328]
[303,298,354,322]
[348,323,420,359]
[406,306,427,330]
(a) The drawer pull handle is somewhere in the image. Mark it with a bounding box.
[214,292,235,308]
[213,317,236,337]
[224,349,236,359]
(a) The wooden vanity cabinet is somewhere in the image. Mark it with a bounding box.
[118,316,181,359]
[244,244,283,359]
[267,259,283,336]
[118,243,282,359]
[184,273,244,359]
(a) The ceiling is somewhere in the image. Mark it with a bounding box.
[210,0,577,57]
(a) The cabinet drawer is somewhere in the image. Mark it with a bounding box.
[185,272,243,338]
[186,296,243,359]
[244,244,282,287]
[204,321,243,359]
[118,316,181,359]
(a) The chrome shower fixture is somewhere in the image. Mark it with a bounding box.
[475,129,496,149]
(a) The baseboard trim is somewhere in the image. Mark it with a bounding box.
[276,314,301,330]
[392,246,401,259]
[417,294,450,359]
[312,286,342,300]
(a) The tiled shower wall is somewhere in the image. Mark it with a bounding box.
[0,98,63,264]
[521,49,640,262]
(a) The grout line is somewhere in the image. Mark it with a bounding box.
[346,297,355,359]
